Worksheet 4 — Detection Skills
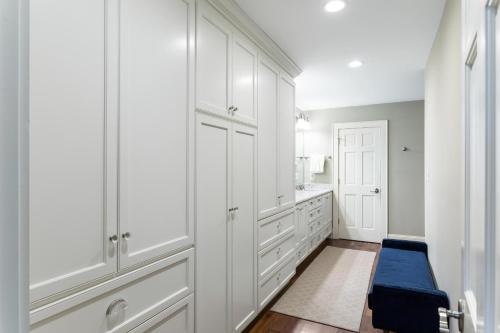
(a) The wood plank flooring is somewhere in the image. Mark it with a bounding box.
[244,239,382,333]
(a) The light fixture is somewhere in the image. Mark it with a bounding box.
[296,113,311,131]
[324,0,347,13]
[348,60,364,68]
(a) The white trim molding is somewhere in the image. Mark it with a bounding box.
[387,234,426,242]
[207,0,302,78]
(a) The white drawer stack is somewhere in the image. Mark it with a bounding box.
[295,192,333,266]
[257,209,296,309]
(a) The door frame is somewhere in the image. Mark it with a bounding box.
[332,120,388,242]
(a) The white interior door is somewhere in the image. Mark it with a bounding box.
[334,121,388,243]
[119,0,194,270]
[195,114,231,333]
[460,1,498,332]
[231,124,257,332]
[29,0,117,303]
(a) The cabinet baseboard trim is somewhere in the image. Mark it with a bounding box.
[387,234,425,242]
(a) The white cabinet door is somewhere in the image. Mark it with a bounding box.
[196,0,232,116]
[295,204,308,246]
[195,114,231,333]
[231,124,257,332]
[258,56,280,219]
[277,74,296,211]
[29,0,117,303]
[119,0,195,270]
[231,32,258,126]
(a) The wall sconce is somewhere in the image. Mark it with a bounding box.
[296,113,311,131]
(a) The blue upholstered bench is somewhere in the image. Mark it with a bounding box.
[368,239,449,333]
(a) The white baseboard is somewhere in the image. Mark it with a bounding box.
[387,234,425,242]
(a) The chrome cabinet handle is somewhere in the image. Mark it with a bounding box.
[106,298,128,317]
[228,106,234,113]
[122,232,131,240]
[370,188,380,194]
[277,195,285,199]
[228,207,239,212]
[109,235,118,244]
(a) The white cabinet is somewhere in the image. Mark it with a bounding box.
[119,0,195,270]
[197,0,258,126]
[257,56,280,219]
[295,203,308,246]
[277,74,296,211]
[195,113,257,333]
[29,0,195,303]
[257,56,296,219]
[29,0,116,303]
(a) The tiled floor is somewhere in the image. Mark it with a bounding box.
[244,239,382,333]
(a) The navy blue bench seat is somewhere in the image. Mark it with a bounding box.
[368,239,449,333]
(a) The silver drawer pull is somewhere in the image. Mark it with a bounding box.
[109,235,118,244]
[106,298,128,317]
[122,232,131,240]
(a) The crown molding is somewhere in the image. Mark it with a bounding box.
[207,0,303,78]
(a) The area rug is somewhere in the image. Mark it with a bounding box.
[271,246,376,332]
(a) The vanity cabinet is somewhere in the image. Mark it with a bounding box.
[197,0,258,126]
[29,0,195,305]
[195,113,257,333]
[257,56,296,219]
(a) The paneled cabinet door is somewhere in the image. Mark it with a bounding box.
[258,56,280,219]
[296,205,308,245]
[119,0,195,270]
[278,74,297,212]
[195,114,232,333]
[196,0,232,116]
[231,124,258,332]
[29,0,117,303]
[231,32,258,126]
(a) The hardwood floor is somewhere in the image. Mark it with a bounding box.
[244,239,382,333]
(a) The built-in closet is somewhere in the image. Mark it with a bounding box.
[28,0,299,331]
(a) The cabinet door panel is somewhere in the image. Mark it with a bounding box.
[231,124,257,332]
[29,0,116,303]
[196,1,231,116]
[258,57,280,219]
[278,75,296,211]
[232,33,258,126]
[119,0,194,269]
[195,114,231,333]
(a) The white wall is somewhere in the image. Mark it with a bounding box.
[424,0,462,313]
[0,0,27,331]
[303,100,425,237]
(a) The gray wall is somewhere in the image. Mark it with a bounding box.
[425,0,462,317]
[303,100,425,237]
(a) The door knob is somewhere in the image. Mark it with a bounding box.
[370,188,380,194]
[122,232,131,240]
[439,299,465,333]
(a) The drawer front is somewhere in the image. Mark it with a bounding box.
[259,232,296,278]
[259,209,295,250]
[31,249,194,333]
[258,255,295,309]
[309,232,322,253]
[128,294,194,333]
[321,223,332,240]
[307,219,320,236]
[308,206,323,223]
[296,243,308,266]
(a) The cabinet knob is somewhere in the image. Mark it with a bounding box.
[109,235,118,244]
[122,232,131,240]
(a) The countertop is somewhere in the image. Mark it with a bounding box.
[295,186,333,204]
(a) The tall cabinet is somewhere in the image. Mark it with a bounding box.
[30,0,195,331]
[257,56,296,220]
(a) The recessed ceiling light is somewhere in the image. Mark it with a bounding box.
[348,60,364,68]
[324,0,347,13]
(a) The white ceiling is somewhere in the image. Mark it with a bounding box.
[234,0,446,110]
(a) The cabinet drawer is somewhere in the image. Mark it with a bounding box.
[258,209,295,250]
[258,254,295,309]
[309,232,322,253]
[259,232,296,279]
[307,206,323,223]
[127,294,193,333]
[307,219,320,236]
[31,249,194,333]
[296,243,308,266]
[321,223,332,240]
